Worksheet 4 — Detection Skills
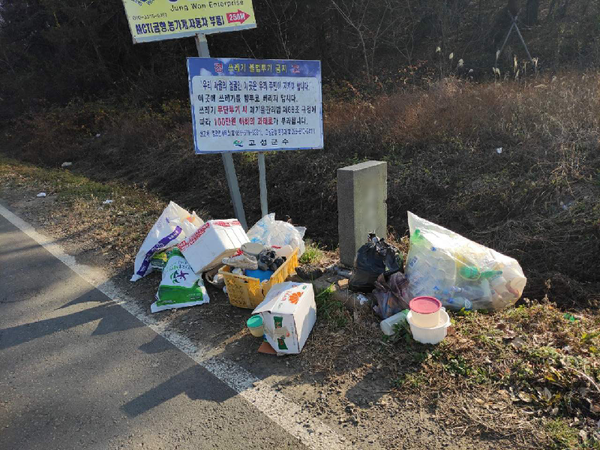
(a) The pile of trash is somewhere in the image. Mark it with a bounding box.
[348,212,527,345]
[131,202,527,352]
[131,202,315,355]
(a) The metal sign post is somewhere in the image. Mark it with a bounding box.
[186,57,324,228]
[121,1,323,229]
[258,152,268,217]
[195,34,248,230]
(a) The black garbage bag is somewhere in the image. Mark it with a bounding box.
[349,233,403,293]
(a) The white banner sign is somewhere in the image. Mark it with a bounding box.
[187,58,323,154]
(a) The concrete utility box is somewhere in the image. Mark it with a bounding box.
[337,161,388,267]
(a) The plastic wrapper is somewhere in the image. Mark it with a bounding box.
[405,212,527,311]
[373,272,410,319]
[247,214,306,256]
[149,251,168,272]
[131,201,204,281]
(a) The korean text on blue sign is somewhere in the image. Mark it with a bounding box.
[187,58,324,154]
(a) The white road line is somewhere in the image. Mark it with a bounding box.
[0,203,348,450]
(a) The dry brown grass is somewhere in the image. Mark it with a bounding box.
[302,294,600,448]
[2,72,599,305]
[0,149,598,448]
[327,73,600,150]
[325,73,600,305]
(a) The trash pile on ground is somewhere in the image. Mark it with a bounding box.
[131,206,311,355]
[131,203,528,353]
[247,213,306,257]
[349,233,402,293]
[346,211,527,345]
[178,218,248,274]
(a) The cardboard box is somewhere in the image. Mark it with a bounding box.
[177,219,249,274]
[253,282,316,355]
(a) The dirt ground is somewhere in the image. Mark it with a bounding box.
[1,159,599,449]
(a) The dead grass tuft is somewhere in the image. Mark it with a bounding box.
[2,72,600,305]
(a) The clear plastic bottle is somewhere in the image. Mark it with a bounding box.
[430,246,456,288]
[406,230,432,295]
[440,279,491,311]
[460,281,490,300]
[380,310,409,336]
[469,279,493,309]
[406,230,456,298]
[444,296,473,311]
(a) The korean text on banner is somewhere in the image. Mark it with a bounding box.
[187,58,324,154]
[121,0,256,44]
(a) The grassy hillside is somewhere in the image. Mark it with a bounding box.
[2,72,599,306]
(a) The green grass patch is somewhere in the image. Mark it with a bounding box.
[546,418,584,449]
[300,242,325,265]
[315,284,348,330]
[444,355,473,377]
[0,155,172,217]
[393,372,427,389]
[0,155,115,202]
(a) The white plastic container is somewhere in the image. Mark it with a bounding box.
[274,245,294,259]
[407,308,451,344]
[246,315,264,338]
[380,310,409,336]
[409,296,442,328]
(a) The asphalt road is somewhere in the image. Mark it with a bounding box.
[0,213,306,450]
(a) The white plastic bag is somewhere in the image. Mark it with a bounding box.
[151,249,210,313]
[405,212,527,311]
[247,214,306,256]
[131,201,204,282]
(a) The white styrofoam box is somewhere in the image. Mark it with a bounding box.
[253,282,316,355]
[177,219,249,274]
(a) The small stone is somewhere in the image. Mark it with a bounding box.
[510,337,526,349]
[337,279,349,290]
[296,265,324,281]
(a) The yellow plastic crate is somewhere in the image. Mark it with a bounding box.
[219,248,299,309]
